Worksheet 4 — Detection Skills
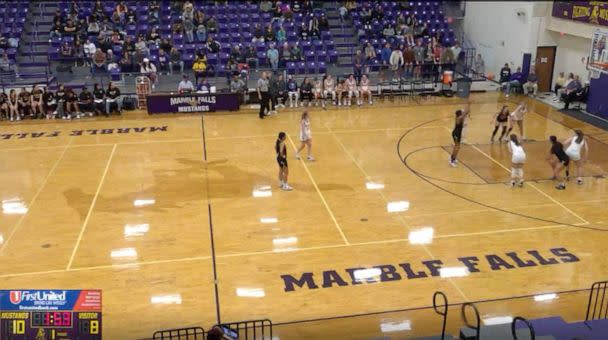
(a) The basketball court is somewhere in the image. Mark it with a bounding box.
[1,92,608,339]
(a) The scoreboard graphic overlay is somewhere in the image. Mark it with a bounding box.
[0,290,102,339]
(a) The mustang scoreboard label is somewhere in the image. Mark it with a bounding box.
[0,290,102,339]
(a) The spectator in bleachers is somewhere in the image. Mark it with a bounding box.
[118,52,133,73]
[265,25,275,43]
[107,51,119,72]
[149,1,161,24]
[135,36,150,60]
[252,24,264,43]
[245,45,258,69]
[169,47,184,74]
[231,45,243,64]
[116,1,128,15]
[110,30,123,45]
[178,74,194,93]
[504,66,524,98]
[192,55,207,83]
[432,43,442,64]
[290,42,301,61]
[553,72,566,101]
[78,86,94,117]
[272,5,283,24]
[73,37,85,66]
[440,46,455,65]
[206,16,218,34]
[87,20,100,35]
[160,38,172,53]
[111,10,124,30]
[172,20,184,36]
[206,36,220,54]
[140,58,158,88]
[413,40,425,78]
[293,2,302,13]
[404,45,415,78]
[364,42,376,73]
[524,69,538,97]
[372,4,384,21]
[0,53,10,72]
[50,21,63,40]
[397,12,406,30]
[451,42,462,61]
[183,19,195,43]
[196,21,207,43]
[147,28,161,44]
[230,74,246,102]
[225,58,238,84]
[59,41,74,73]
[473,53,485,76]
[353,49,364,82]
[276,26,286,44]
[390,46,403,79]
[53,10,64,25]
[499,63,511,84]
[383,24,395,38]
[308,14,319,33]
[63,19,78,38]
[125,7,137,25]
[303,0,314,14]
[267,44,279,71]
[97,33,112,54]
[319,14,329,31]
[260,0,273,13]
[106,82,122,114]
[338,3,349,23]
[416,23,429,40]
[157,49,169,74]
[378,43,391,81]
[299,23,310,41]
[92,48,106,74]
[93,83,106,116]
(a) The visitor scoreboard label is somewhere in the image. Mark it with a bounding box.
[0,290,102,339]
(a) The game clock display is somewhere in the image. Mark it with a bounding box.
[0,290,102,339]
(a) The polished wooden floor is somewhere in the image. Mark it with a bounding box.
[0,92,607,339]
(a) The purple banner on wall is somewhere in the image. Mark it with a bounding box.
[552,1,608,26]
[587,72,608,118]
[146,92,240,114]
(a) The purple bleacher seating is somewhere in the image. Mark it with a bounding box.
[316,50,327,63]
[306,61,316,73]
[305,50,315,62]
[182,53,195,68]
[296,61,306,74]
[318,61,327,74]
[207,53,218,65]
[328,50,338,64]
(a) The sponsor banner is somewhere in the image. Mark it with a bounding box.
[552,1,608,26]
[146,92,240,114]
[0,290,101,311]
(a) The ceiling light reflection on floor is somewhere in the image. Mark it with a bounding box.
[439,266,469,278]
[252,185,272,198]
[124,223,150,238]
[482,316,513,325]
[353,268,382,282]
[273,236,298,252]
[2,199,28,215]
[110,248,138,260]
[150,294,182,305]
[380,320,412,332]
[408,227,434,245]
[133,199,155,207]
[387,201,410,213]
[365,181,385,190]
[260,217,278,224]
[534,293,558,302]
[236,288,265,298]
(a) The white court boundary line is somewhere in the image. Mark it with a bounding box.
[0,141,72,255]
[286,134,350,245]
[66,144,118,270]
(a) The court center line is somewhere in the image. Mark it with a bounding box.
[0,141,72,255]
[468,143,590,225]
[326,125,471,302]
[66,144,118,270]
[286,134,350,245]
[0,222,579,279]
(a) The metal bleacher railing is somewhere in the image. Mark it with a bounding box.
[585,280,608,322]
[151,319,272,340]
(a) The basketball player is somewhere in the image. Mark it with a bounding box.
[548,135,570,190]
[346,74,360,106]
[508,101,527,140]
[359,74,373,105]
[312,77,324,108]
[336,79,347,106]
[507,134,526,187]
[449,102,471,167]
[276,132,292,191]
[491,105,510,143]
[564,130,589,185]
[323,74,336,106]
[295,111,314,161]
[31,85,44,119]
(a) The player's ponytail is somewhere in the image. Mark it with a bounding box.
[575,130,584,144]
[510,134,520,146]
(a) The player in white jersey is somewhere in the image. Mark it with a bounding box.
[346,74,360,106]
[323,74,336,106]
[312,77,325,108]
[359,74,372,105]
[564,130,589,185]
[295,111,314,161]
[507,134,526,187]
[508,101,527,140]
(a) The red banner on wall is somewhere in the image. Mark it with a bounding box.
[553,1,608,26]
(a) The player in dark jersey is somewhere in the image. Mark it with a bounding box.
[548,135,570,190]
[275,132,292,191]
[491,105,510,143]
[449,102,470,167]
[31,85,44,119]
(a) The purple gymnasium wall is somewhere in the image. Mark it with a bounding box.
[587,72,608,118]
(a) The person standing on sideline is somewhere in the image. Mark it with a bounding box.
[257,71,271,119]
[295,111,314,161]
[508,134,526,187]
[548,135,570,190]
[564,130,589,185]
[449,102,470,167]
[276,132,293,190]
[553,72,566,102]
[508,101,526,140]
